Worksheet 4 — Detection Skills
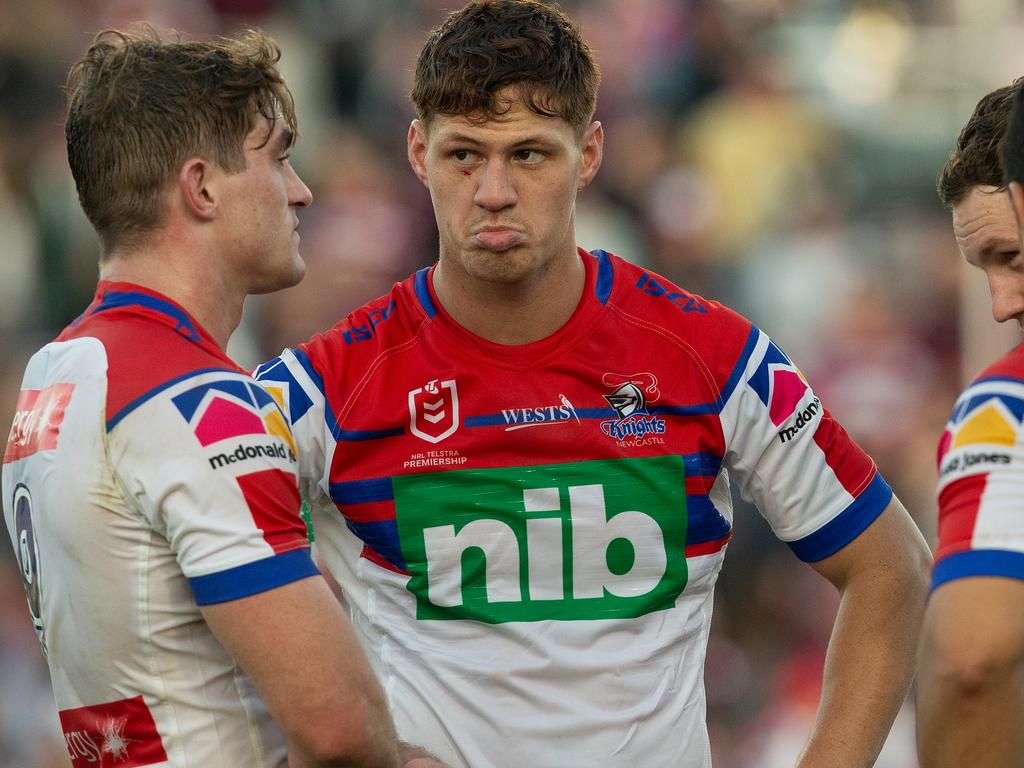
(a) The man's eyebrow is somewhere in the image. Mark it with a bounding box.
[978,235,1020,255]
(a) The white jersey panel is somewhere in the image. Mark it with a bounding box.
[3,330,310,768]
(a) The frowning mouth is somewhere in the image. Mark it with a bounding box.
[472,226,524,252]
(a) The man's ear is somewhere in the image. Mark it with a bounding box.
[178,158,218,221]
[577,121,604,191]
[408,120,430,188]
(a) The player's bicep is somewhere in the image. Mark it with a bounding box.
[200,576,396,760]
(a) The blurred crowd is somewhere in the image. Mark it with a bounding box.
[2,0,1023,766]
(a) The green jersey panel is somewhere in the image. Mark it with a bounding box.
[393,456,688,623]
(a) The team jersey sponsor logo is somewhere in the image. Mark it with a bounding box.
[342,300,396,344]
[393,456,688,623]
[408,379,459,444]
[635,273,707,313]
[599,373,667,443]
[209,441,295,469]
[938,390,1022,477]
[403,449,468,469]
[59,696,167,768]
[746,339,820,441]
[4,382,75,464]
[12,483,45,653]
[501,395,580,431]
[777,398,821,444]
[171,377,297,459]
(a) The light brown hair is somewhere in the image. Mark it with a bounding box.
[65,27,297,254]
[410,0,600,135]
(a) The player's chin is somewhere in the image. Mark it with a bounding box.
[251,255,306,295]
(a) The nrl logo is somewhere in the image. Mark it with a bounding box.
[408,379,459,444]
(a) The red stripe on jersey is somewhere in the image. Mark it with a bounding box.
[337,499,396,523]
[935,474,987,561]
[360,545,409,575]
[236,469,308,554]
[58,695,167,768]
[685,533,732,558]
[812,408,876,496]
[685,475,716,495]
[4,383,75,464]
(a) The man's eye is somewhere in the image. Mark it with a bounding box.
[516,149,543,163]
[453,149,474,163]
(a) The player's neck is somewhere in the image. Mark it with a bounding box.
[100,237,244,351]
[432,247,585,345]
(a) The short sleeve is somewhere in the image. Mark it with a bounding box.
[110,370,317,604]
[933,376,1024,589]
[253,348,333,508]
[719,326,892,562]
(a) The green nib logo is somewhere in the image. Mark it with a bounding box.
[394,457,689,623]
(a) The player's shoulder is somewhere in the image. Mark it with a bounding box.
[60,283,243,430]
[598,250,756,383]
[601,250,751,343]
[943,342,1024,438]
[952,343,1024,409]
[972,342,1024,387]
[296,271,427,373]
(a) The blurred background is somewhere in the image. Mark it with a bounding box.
[2,0,1023,765]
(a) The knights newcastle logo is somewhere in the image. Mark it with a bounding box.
[409,379,459,443]
[600,373,667,442]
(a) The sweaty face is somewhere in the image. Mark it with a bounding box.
[217,118,313,294]
[953,185,1024,329]
[408,91,602,289]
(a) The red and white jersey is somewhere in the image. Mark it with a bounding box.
[934,343,1024,588]
[2,282,316,768]
[255,249,892,768]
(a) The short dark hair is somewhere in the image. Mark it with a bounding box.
[1002,84,1024,185]
[937,80,1021,208]
[410,0,600,135]
[65,27,297,254]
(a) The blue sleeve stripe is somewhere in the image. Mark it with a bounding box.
[717,325,761,408]
[787,472,893,563]
[414,267,438,318]
[591,249,614,305]
[107,367,232,431]
[189,549,319,606]
[932,550,1024,590]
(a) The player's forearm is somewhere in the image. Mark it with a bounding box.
[917,617,1024,767]
[798,557,928,767]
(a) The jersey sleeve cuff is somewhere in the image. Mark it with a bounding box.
[189,548,320,606]
[786,471,893,563]
[932,549,1024,591]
